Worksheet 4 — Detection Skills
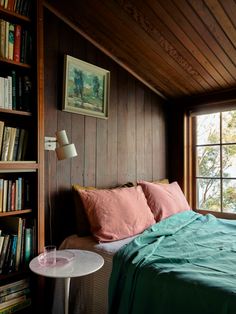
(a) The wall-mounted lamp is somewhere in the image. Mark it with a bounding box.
[44,130,77,160]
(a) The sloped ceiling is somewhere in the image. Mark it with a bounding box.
[44,0,236,102]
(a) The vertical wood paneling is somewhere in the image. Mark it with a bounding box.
[136,82,145,180]
[144,90,153,181]
[44,11,168,245]
[107,62,118,187]
[117,68,129,185]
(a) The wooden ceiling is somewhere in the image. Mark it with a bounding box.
[44,0,236,101]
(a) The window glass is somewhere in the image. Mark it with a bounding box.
[196,179,220,211]
[222,111,236,143]
[222,145,236,178]
[222,179,236,213]
[196,146,220,177]
[196,113,220,145]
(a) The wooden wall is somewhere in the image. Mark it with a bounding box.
[44,10,168,245]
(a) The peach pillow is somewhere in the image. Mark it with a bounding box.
[79,186,155,242]
[138,181,190,221]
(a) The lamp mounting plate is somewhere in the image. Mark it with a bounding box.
[45,137,56,151]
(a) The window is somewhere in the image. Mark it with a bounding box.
[193,110,236,214]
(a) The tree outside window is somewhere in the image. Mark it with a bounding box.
[195,110,236,213]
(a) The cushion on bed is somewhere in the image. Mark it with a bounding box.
[138,181,190,221]
[72,184,96,236]
[72,182,135,236]
[79,185,155,242]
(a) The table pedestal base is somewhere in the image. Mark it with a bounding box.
[65,277,71,314]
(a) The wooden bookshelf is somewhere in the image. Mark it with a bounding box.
[0,0,45,312]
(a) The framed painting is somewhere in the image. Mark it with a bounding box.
[62,55,110,119]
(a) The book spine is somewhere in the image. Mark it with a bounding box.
[0,295,26,310]
[15,217,23,271]
[17,177,22,210]
[7,127,16,161]
[1,127,11,161]
[11,71,16,110]
[0,235,10,274]
[0,121,5,155]
[0,297,31,314]
[2,180,8,213]
[4,21,9,59]
[12,128,20,161]
[13,25,21,63]
[7,76,12,110]
[0,78,4,108]
[8,24,14,60]
[0,179,3,213]
[0,288,30,303]
[7,234,17,273]
[0,279,29,296]
[4,78,8,109]
[6,180,12,212]
[0,20,6,58]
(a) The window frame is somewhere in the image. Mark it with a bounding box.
[189,112,236,219]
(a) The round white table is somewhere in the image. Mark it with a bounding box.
[29,249,104,314]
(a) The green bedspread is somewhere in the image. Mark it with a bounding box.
[108,211,236,314]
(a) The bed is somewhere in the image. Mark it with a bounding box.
[52,234,137,314]
[52,180,236,314]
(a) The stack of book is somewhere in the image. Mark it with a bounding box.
[0,0,32,17]
[0,122,29,161]
[0,70,32,111]
[0,278,31,314]
[0,177,31,213]
[0,19,32,64]
[0,218,35,274]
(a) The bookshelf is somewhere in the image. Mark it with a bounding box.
[0,0,44,313]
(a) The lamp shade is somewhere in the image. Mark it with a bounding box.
[55,130,78,160]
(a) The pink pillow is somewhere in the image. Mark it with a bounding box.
[79,186,155,242]
[138,181,190,221]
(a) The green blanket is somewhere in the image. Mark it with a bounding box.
[108,211,236,314]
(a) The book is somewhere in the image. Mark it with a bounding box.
[0,279,29,297]
[10,181,15,211]
[6,180,12,212]
[7,76,12,110]
[7,127,16,161]
[3,234,12,272]
[0,287,30,304]
[12,128,20,161]
[2,180,8,213]
[0,179,3,212]
[0,235,10,274]
[16,177,22,210]
[11,71,16,110]
[8,24,14,61]
[0,236,4,255]
[6,0,14,11]
[13,25,21,63]
[22,76,31,112]
[24,228,32,265]
[1,127,11,161]
[0,20,6,58]
[4,78,8,109]
[7,234,17,272]
[0,297,31,314]
[17,76,22,110]
[0,295,26,310]
[16,129,26,160]
[0,121,5,155]
[0,78,4,108]
[4,21,9,59]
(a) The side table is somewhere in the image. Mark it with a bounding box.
[29,249,104,314]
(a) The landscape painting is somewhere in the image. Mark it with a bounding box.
[62,55,110,119]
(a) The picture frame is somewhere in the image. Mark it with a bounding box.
[62,55,110,119]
